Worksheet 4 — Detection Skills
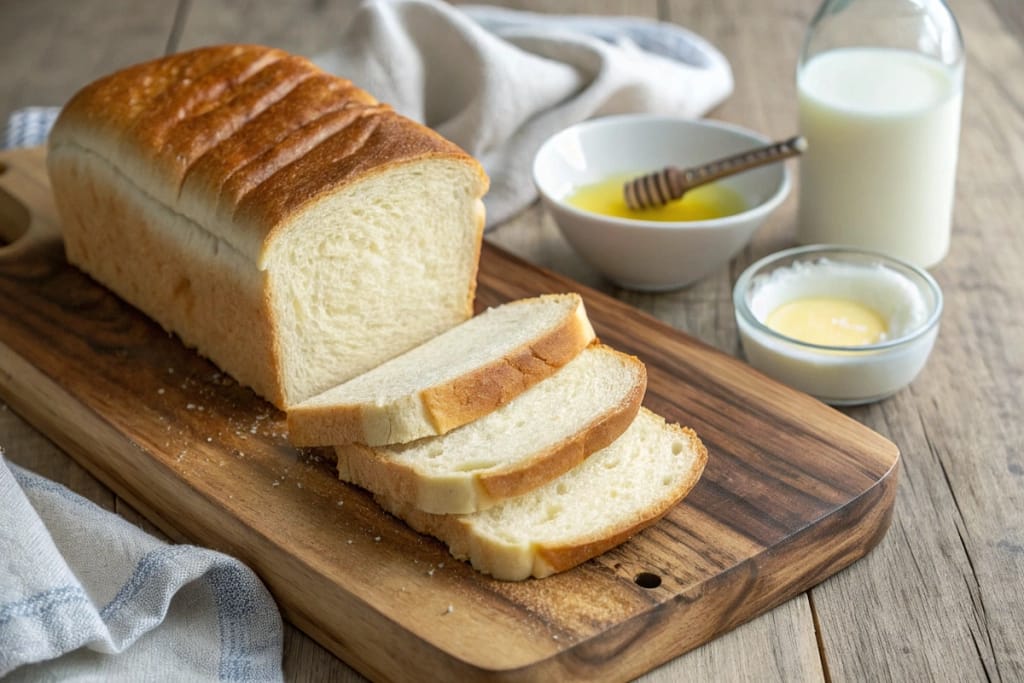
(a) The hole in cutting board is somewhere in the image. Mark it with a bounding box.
[634,572,662,589]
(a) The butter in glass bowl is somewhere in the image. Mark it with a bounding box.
[732,245,942,405]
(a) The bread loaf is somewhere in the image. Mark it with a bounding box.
[46,45,489,408]
[376,408,708,580]
[288,293,596,447]
[335,343,646,514]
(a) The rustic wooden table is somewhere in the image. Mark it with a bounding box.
[1,1,1021,681]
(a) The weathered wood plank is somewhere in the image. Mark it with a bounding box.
[818,0,1024,678]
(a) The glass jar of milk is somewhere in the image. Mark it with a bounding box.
[796,0,964,268]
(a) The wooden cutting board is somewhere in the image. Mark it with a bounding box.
[0,147,899,682]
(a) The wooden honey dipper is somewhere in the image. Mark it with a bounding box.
[623,135,807,211]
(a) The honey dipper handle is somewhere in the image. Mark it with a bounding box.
[624,136,806,211]
[676,136,807,191]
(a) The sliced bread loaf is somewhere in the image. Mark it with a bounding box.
[335,344,646,514]
[287,293,596,447]
[374,408,708,581]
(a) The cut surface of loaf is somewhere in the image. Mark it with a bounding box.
[46,45,488,409]
[335,343,646,514]
[375,408,708,581]
[288,293,597,446]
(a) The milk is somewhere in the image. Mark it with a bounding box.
[797,48,963,268]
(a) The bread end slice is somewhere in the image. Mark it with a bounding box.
[376,408,708,581]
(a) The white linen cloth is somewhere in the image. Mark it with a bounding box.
[0,455,283,681]
[315,0,733,227]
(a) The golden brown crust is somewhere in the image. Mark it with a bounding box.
[179,71,374,212]
[54,46,288,185]
[152,54,315,189]
[50,44,487,259]
[53,47,253,135]
[243,106,487,247]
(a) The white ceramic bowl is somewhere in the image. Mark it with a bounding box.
[733,245,943,405]
[532,114,791,291]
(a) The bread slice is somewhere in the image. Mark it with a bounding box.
[287,293,596,447]
[375,408,708,581]
[335,344,646,514]
[47,45,488,409]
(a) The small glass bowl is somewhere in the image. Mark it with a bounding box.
[733,245,943,405]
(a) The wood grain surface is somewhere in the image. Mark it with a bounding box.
[1,1,1021,681]
[0,146,898,682]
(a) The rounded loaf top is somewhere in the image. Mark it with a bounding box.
[47,44,489,265]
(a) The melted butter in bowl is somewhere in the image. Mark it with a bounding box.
[532,115,791,291]
[566,174,747,222]
[733,245,942,405]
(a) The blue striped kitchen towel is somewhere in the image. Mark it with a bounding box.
[0,454,283,681]
[2,107,59,149]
